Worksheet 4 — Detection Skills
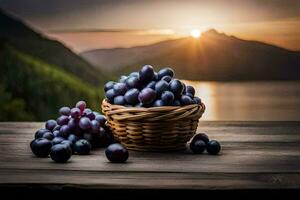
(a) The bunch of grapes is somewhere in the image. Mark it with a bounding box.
[104,65,202,107]
[30,101,116,163]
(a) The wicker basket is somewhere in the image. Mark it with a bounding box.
[101,99,205,151]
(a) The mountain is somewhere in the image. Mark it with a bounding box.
[81,29,300,81]
[0,10,105,121]
[0,9,105,85]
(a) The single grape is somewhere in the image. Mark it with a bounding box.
[59,107,71,116]
[79,117,92,130]
[169,79,184,97]
[180,95,193,105]
[59,125,70,138]
[158,67,174,79]
[105,143,129,163]
[50,144,72,163]
[113,83,127,96]
[90,120,100,133]
[42,132,54,140]
[193,97,202,104]
[104,81,115,92]
[126,76,141,89]
[30,138,52,157]
[70,107,81,118]
[155,80,169,96]
[139,65,155,84]
[95,114,107,126]
[124,88,139,105]
[52,137,65,145]
[76,100,86,112]
[190,140,206,154]
[45,120,57,131]
[161,91,175,105]
[113,95,126,105]
[206,140,221,155]
[35,128,51,139]
[56,115,69,126]
[105,89,117,102]
[186,85,195,96]
[74,139,92,155]
[138,88,156,104]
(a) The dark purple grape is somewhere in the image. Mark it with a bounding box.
[105,89,117,102]
[158,67,174,79]
[138,88,156,104]
[185,92,194,98]
[124,88,139,105]
[35,128,50,139]
[53,125,61,132]
[70,107,81,118]
[113,83,127,96]
[155,80,169,96]
[193,97,202,104]
[139,65,155,83]
[56,115,69,126]
[119,75,128,83]
[126,76,141,89]
[192,133,209,144]
[190,140,206,154]
[42,132,54,140]
[95,114,107,126]
[30,138,52,157]
[146,81,156,90]
[129,72,139,77]
[76,100,86,112]
[68,118,78,131]
[59,107,71,116]
[104,81,115,92]
[59,125,70,138]
[52,137,65,145]
[84,109,96,120]
[105,143,129,163]
[161,91,174,105]
[153,99,165,107]
[180,95,193,105]
[79,117,92,130]
[206,140,221,155]
[113,95,126,105]
[169,79,184,97]
[53,130,60,137]
[74,139,91,155]
[45,120,57,131]
[161,75,172,83]
[91,120,100,133]
[83,108,92,115]
[50,144,72,163]
[68,134,78,144]
[186,85,195,96]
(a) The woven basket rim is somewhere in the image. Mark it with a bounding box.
[102,99,205,112]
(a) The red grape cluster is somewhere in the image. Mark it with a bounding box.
[30,100,122,163]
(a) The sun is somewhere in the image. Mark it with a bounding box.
[190,29,201,38]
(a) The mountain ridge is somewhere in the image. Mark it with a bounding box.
[81,29,300,81]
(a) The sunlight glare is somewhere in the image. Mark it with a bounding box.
[191,29,201,38]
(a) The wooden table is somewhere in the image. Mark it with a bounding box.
[0,122,300,195]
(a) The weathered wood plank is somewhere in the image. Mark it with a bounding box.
[0,122,299,190]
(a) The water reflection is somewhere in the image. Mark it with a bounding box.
[183,81,300,121]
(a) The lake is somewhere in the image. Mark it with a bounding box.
[184,81,300,121]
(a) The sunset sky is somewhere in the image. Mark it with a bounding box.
[1,0,299,52]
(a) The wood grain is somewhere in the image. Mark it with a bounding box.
[0,122,300,190]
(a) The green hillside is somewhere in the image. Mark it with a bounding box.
[0,43,102,121]
[0,10,105,86]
